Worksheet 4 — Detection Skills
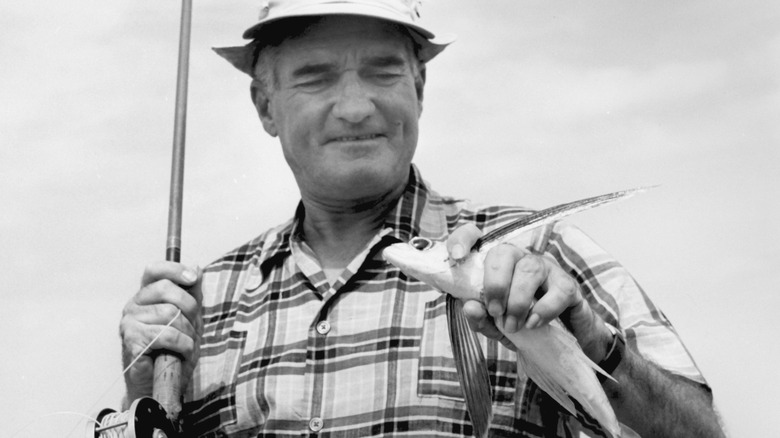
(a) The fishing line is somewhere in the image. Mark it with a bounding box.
[72,309,183,437]
[10,310,183,438]
[9,411,100,437]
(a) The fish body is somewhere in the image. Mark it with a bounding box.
[383,189,648,437]
[383,237,620,437]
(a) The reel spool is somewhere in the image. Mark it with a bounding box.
[91,397,178,438]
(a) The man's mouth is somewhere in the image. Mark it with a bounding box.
[330,134,383,142]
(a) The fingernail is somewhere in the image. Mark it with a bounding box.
[182,269,197,283]
[488,300,503,317]
[525,314,541,330]
[504,315,518,333]
[451,243,466,260]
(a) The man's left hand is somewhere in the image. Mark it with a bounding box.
[446,224,613,363]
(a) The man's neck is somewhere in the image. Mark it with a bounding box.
[300,187,402,281]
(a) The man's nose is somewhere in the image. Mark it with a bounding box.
[332,73,375,123]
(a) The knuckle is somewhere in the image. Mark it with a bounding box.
[141,261,164,285]
[119,313,143,341]
[516,254,544,275]
[181,336,196,358]
[155,278,176,292]
[492,243,518,259]
[507,295,534,313]
[160,302,182,321]
[122,297,138,315]
[558,275,580,299]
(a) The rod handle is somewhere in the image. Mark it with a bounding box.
[153,351,183,421]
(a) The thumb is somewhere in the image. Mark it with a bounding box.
[447,223,482,260]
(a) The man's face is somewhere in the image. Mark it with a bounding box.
[255,16,423,204]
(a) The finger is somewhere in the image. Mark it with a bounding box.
[123,350,153,393]
[524,260,583,329]
[141,261,200,289]
[503,253,549,333]
[134,278,201,326]
[462,300,516,351]
[188,266,204,304]
[144,321,198,359]
[123,319,197,364]
[482,243,526,319]
[130,302,199,340]
[446,223,482,260]
[462,299,490,331]
[462,300,504,339]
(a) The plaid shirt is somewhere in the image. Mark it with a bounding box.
[182,166,706,437]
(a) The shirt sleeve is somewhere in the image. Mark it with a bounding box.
[539,221,708,386]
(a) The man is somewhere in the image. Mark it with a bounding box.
[120,1,725,436]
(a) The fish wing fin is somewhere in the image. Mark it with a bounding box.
[514,322,621,437]
[517,351,578,417]
[447,295,493,438]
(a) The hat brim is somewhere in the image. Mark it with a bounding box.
[214,10,454,77]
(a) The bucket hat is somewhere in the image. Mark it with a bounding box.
[214,0,455,76]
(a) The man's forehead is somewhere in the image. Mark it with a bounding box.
[275,16,415,60]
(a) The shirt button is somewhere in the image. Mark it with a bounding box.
[309,417,324,432]
[316,321,331,335]
[244,264,263,291]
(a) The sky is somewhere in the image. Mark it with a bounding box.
[1,0,778,436]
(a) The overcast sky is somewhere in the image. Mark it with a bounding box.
[1,1,778,436]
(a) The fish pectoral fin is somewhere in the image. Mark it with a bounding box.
[447,295,493,438]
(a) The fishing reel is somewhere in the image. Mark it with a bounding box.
[91,397,179,438]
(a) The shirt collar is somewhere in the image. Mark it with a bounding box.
[382,164,451,244]
[253,164,453,268]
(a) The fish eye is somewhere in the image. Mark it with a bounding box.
[409,237,433,251]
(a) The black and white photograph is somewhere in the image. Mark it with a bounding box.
[1,1,777,436]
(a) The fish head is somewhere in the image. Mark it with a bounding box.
[383,237,484,301]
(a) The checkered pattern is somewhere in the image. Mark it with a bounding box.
[181,165,706,437]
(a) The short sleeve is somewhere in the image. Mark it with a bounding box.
[540,221,707,386]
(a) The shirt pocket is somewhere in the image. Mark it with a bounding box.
[417,295,518,405]
[186,329,256,436]
[222,330,275,437]
[216,330,254,433]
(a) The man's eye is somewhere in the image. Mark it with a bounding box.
[299,79,324,87]
[367,69,404,83]
[295,75,334,90]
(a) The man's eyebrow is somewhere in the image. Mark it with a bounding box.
[364,54,408,68]
[289,55,408,78]
[291,62,336,77]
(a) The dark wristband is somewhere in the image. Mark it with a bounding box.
[597,323,625,382]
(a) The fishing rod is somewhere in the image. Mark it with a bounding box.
[92,1,193,436]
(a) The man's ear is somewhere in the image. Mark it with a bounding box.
[416,67,426,114]
[250,79,278,137]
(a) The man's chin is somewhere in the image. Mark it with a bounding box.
[328,164,409,199]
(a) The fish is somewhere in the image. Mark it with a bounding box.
[383,187,651,437]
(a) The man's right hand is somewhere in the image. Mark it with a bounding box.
[120,262,203,403]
